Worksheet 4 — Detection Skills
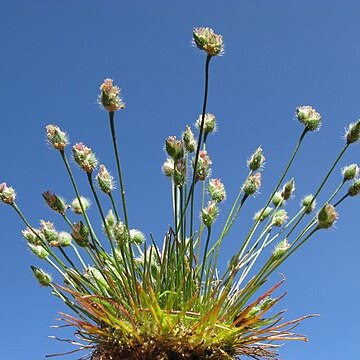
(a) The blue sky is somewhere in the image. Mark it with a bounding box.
[0,1,359,359]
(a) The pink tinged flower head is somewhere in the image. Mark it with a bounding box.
[208,178,226,203]
[201,201,219,227]
[193,150,212,181]
[99,78,125,112]
[0,182,16,204]
[193,27,224,56]
[46,125,69,150]
[72,143,98,173]
[243,172,262,196]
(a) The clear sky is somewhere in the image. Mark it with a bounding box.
[0,1,359,359]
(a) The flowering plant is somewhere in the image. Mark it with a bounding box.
[1,27,359,360]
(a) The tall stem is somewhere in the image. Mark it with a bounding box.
[188,54,212,236]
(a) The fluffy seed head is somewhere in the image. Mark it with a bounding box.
[99,78,125,112]
[58,231,72,247]
[72,143,98,173]
[272,209,288,227]
[40,220,58,245]
[46,125,69,150]
[162,158,175,177]
[317,204,338,229]
[345,120,360,144]
[71,196,91,214]
[0,182,16,204]
[193,27,224,56]
[129,229,146,245]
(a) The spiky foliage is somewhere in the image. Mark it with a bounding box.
[1,27,359,360]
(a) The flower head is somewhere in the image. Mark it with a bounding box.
[253,206,273,222]
[345,120,360,144]
[96,165,115,194]
[272,239,290,260]
[193,150,212,181]
[182,126,197,153]
[173,158,187,187]
[272,209,288,227]
[162,158,175,177]
[72,143,98,173]
[193,27,224,56]
[165,136,184,160]
[195,113,217,135]
[281,178,295,200]
[248,147,265,171]
[71,196,91,214]
[46,125,69,150]
[99,78,125,112]
[129,229,145,245]
[243,172,262,196]
[201,201,219,227]
[317,204,338,229]
[296,106,321,131]
[0,182,16,204]
[208,178,226,203]
[31,266,52,286]
[348,179,360,197]
[341,164,359,181]
[71,221,90,247]
[42,191,67,214]
[301,194,316,214]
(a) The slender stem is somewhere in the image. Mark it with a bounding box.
[199,226,212,289]
[108,192,120,220]
[108,111,139,303]
[187,55,212,231]
[109,111,129,227]
[59,150,103,251]
[70,243,87,269]
[284,143,349,241]
[11,202,67,269]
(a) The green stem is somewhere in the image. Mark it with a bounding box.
[187,54,212,235]
[108,192,120,220]
[108,111,139,303]
[59,150,103,251]
[199,226,212,290]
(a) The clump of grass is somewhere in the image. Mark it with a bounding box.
[1,27,359,359]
